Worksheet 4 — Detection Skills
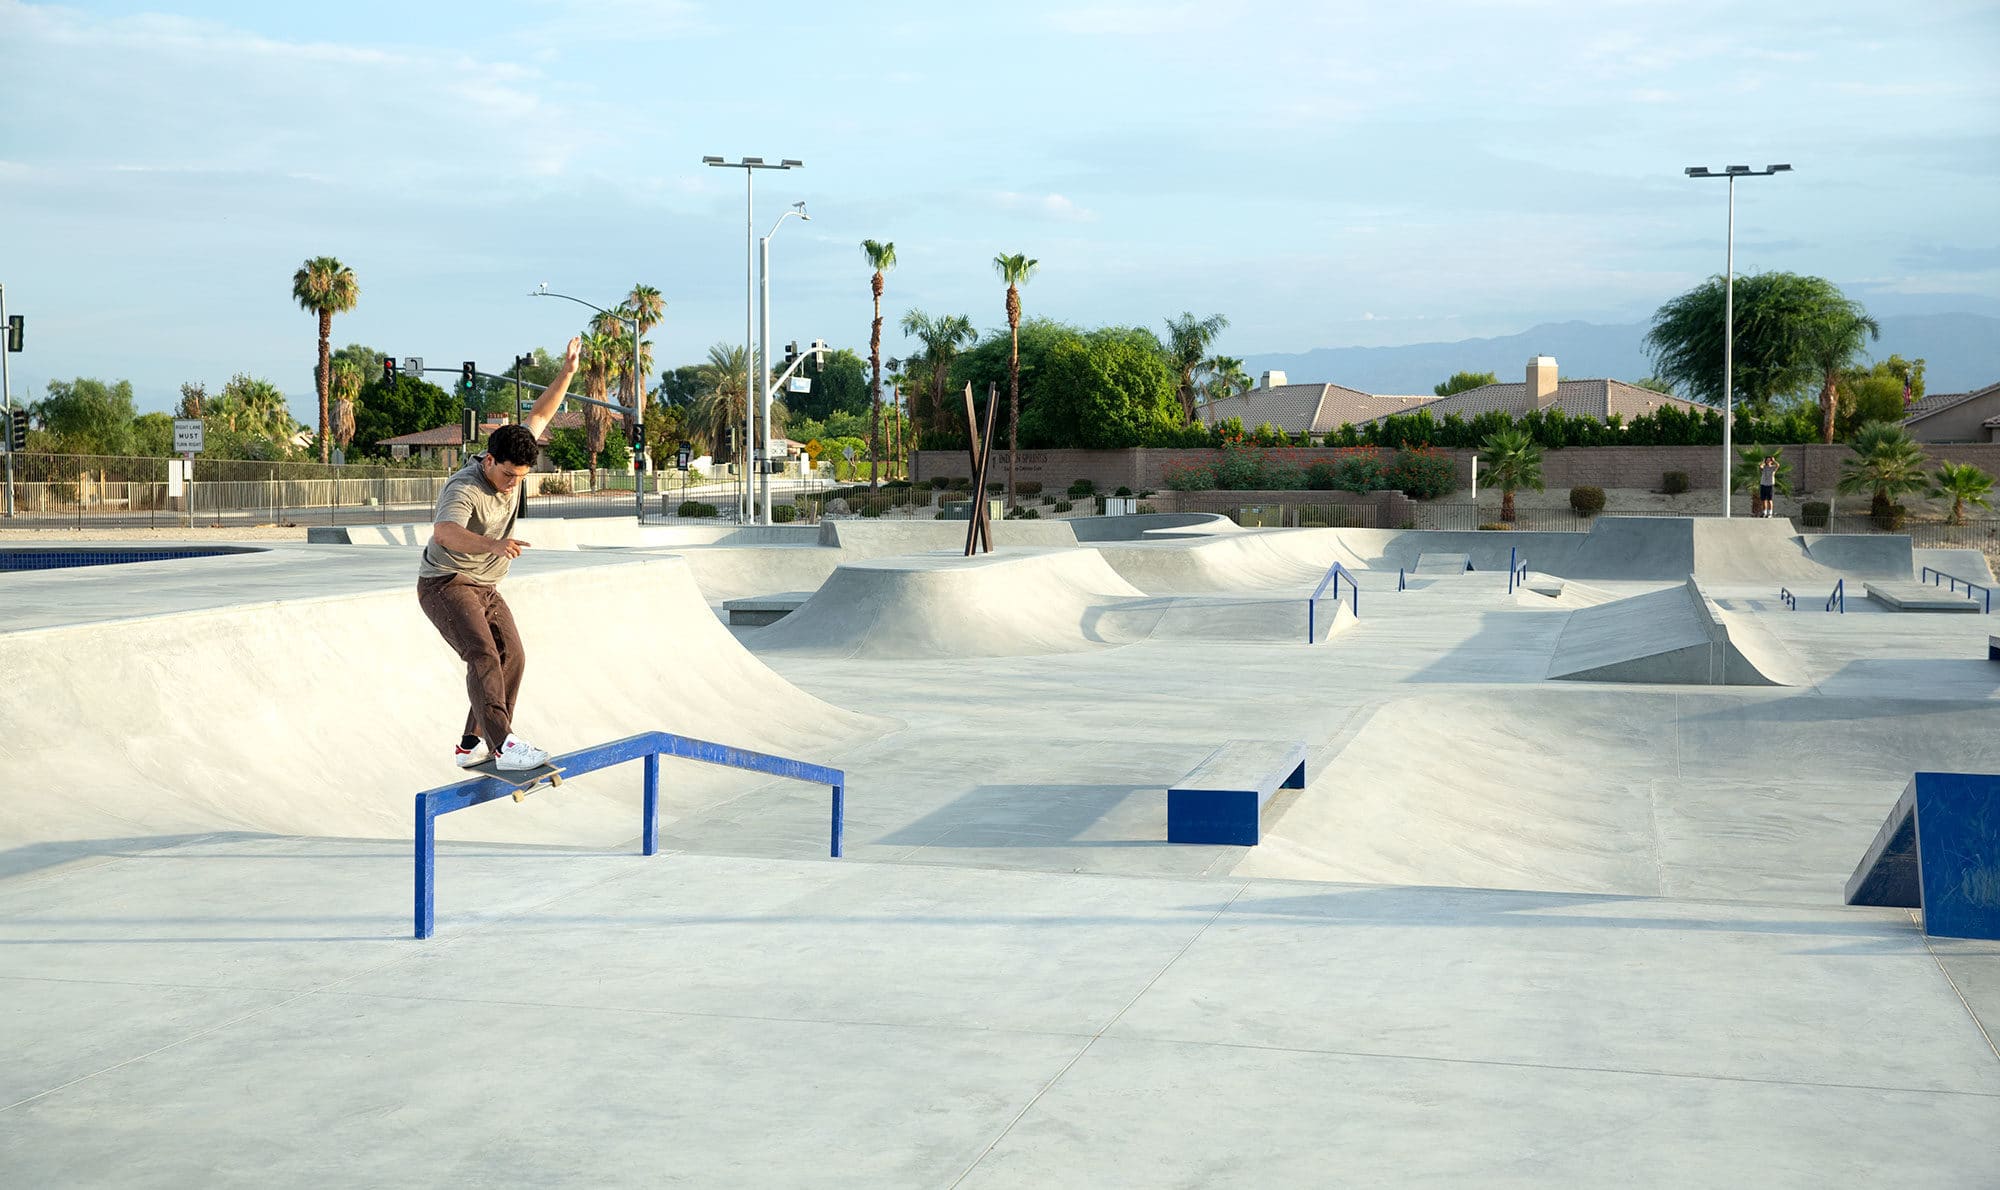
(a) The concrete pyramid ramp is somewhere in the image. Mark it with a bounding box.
[0,556,881,856]
[1546,578,1799,685]
[749,548,1150,659]
[1690,517,1839,583]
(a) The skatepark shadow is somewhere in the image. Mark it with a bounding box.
[1228,884,1924,954]
[875,783,1171,850]
[0,833,264,882]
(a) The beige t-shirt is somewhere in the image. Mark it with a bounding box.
[418,456,521,584]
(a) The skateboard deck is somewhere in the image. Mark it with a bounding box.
[461,758,565,802]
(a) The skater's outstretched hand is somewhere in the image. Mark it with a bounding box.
[560,336,582,375]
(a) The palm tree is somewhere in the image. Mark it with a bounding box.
[330,361,361,456]
[1730,445,1790,512]
[1798,304,1880,443]
[1165,312,1230,423]
[1479,429,1545,522]
[693,342,751,463]
[1928,463,1995,526]
[1837,421,1929,521]
[899,310,978,449]
[861,240,897,490]
[1199,354,1251,406]
[581,327,623,486]
[992,253,1038,508]
[291,256,358,463]
[625,284,666,337]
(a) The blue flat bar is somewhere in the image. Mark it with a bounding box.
[1307,560,1359,642]
[413,730,844,939]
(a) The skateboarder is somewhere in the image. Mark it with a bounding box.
[1759,456,1779,519]
[417,337,583,770]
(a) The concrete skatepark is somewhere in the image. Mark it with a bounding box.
[2,513,1997,1185]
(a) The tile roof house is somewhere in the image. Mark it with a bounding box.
[1200,371,1438,435]
[1394,356,1706,424]
[376,411,587,464]
[1901,380,2000,443]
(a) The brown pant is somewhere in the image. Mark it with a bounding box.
[418,575,525,752]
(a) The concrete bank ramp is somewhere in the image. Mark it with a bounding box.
[1802,533,1914,578]
[1094,530,1366,595]
[1093,592,1356,645]
[814,518,1080,557]
[749,549,1150,659]
[0,555,882,856]
[1546,578,1801,685]
[1913,548,1996,585]
[1414,552,1472,575]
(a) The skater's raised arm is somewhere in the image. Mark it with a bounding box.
[522,337,583,440]
[431,520,529,558]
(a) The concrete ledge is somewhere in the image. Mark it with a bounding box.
[1846,772,2000,939]
[723,592,814,626]
[1865,582,1986,612]
[1167,740,1308,846]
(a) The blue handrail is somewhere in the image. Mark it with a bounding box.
[1398,566,1406,592]
[1778,586,1797,611]
[1921,565,1995,613]
[1308,560,1360,642]
[413,730,844,939]
[1506,546,1530,594]
[1825,578,1845,614]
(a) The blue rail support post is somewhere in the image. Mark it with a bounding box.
[1506,548,1529,594]
[1825,578,1845,614]
[413,730,844,939]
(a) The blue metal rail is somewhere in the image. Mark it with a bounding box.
[1506,547,1530,594]
[1921,565,1994,613]
[1778,586,1797,610]
[1825,578,1845,614]
[413,730,844,939]
[1307,560,1359,642]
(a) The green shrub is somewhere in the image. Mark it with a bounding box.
[1114,486,1133,497]
[1872,502,1907,531]
[1390,448,1456,500]
[1306,461,1338,490]
[772,503,797,524]
[1800,500,1830,528]
[1020,507,1039,519]
[1067,478,1096,497]
[1016,481,1042,496]
[1163,461,1216,491]
[1333,453,1390,492]
[885,478,911,490]
[929,477,953,489]
[677,500,719,518]
[537,475,572,496]
[1263,460,1307,490]
[860,499,887,518]
[1053,499,1073,512]
[1215,446,1263,490]
[1662,471,1690,495]
[1569,486,1606,515]
[1477,522,1513,531]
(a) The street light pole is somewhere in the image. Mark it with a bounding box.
[704,155,801,524]
[531,286,648,522]
[1,282,13,518]
[1684,163,1791,518]
[760,201,809,525]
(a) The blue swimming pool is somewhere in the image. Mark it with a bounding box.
[0,547,261,571]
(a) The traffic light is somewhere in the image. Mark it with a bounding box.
[8,409,27,451]
[783,341,799,368]
[460,407,478,444]
[5,315,21,352]
[460,361,477,398]
[382,356,398,385]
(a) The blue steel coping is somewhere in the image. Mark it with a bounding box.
[414,730,843,939]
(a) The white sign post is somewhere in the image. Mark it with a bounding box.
[173,418,203,526]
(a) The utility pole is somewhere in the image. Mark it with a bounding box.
[1,283,14,518]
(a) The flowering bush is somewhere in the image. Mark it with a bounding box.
[1389,446,1456,500]
[1162,460,1217,491]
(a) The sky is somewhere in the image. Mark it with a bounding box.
[1,0,1996,421]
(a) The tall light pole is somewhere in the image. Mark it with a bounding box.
[704,155,801,523]
[760,201,810,524]
[531,286,647,523]
[1684,162,1791,518]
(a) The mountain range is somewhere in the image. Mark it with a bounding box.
[1240,313,2000,397]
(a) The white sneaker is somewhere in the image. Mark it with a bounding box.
[495,733,551,770]
[454,740,490,769]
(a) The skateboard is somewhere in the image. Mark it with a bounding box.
[460,758,565,802]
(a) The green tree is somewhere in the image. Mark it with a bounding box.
[1730,445,1793,500]
[790,348,869,422]
[1836,355,1925,439]
[1434,371,1497,397]
[1645,272,1869,417]
[693,342,750,463]
[580,326,624,486]
[899,310,977,448]
[657,365,704,409]
[861,240,897,488]
[1927,462,1994,526]
[34,378,139,455]
[1164,311,1229,422]
[1198,355,1251,405]
[1836,421,1929,515]
[351,373,456,457]
[330,361,362,455]
[330,342,388,385]
[1629,376,1677,395]
[1478,428,1544,522]
[291,256,359,463]
[1021,326,1181,449]
[993,252,1039,508]
[948,318,1072,452]
[1796,298,1880,443]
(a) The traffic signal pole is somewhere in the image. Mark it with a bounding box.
[2,282,14,518]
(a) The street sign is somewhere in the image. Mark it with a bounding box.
[173,418,205,453]
[788,377,812,394]
[676,442,692,471]
[404,356,423,377]
[842,446,856,461]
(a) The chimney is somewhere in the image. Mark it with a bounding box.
[1260,369,1288,389]
[1527,356,1558,406]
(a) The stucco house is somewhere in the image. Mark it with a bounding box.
[1901,381,2000,443]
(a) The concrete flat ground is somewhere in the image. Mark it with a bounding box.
[3,515,1997,1186]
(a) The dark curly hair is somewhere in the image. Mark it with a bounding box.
[487,424,540,466]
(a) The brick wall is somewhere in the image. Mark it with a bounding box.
[913,443,2000,497]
